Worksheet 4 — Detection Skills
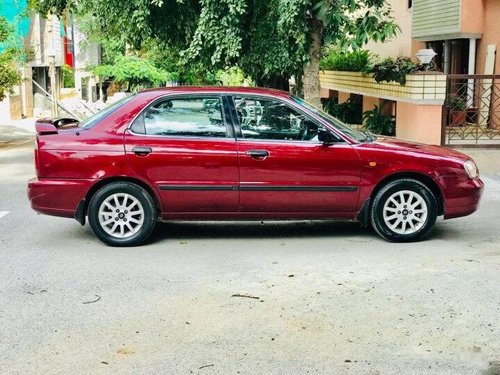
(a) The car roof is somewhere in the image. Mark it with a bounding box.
[139,86,292,99]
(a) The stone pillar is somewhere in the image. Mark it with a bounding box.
[396,102,443,145]
[467,38,477,108]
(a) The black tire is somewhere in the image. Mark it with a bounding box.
[88,182,157,247]
[370,178,438,242]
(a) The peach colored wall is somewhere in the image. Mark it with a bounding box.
[396,102,443,145]
[460,0,484,35]
[364,1,413,58]
[320,88,336,99]
[411,40,427,62]
[338,92,350,104]
[476,0,500,74]
[362,96,379,115]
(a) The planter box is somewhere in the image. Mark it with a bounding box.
[319,70,446,105]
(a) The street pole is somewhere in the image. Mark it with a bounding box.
[48,54,58,117]
[47,16,58,117]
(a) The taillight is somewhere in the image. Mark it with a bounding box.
[34,137,40,177]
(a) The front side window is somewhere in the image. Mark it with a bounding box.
[292,96,367,142]
[234,96,320,142]
[135,96,227,138]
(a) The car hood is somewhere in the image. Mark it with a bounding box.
[359,136,470,162]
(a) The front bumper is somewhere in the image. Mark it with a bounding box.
[27,177,95,219]
[436,176,484,219]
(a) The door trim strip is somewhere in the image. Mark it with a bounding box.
[159,185,358,192]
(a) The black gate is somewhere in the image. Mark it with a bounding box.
[443,74,500,146]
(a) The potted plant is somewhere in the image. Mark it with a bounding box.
[362,101,395,136]
[445,95,467,126]
[371,57,418,85]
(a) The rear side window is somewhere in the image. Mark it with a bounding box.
[81,94,135,129]
[137,97,228,138]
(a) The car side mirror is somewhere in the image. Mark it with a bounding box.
[318,128,336,145]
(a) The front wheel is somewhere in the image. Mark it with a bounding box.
[88,182,157,247]
[371,179,438,242]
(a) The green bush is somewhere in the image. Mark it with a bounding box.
[371,57,418,85]
[216,67,253,86]
[322,95,363,124]
[362,101,395,136]
[61,64,75,88]
[320,49,372,72]
[93,55,171,91]
[0,17,20,101]
[445,95,466,111]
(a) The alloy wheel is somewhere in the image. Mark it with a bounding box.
[98,193,145,238]
[382,190,428,235]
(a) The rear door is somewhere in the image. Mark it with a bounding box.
[231,95,362,215]
[124,95,239,214]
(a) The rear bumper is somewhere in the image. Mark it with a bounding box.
[438,176,484,219]
[27,177,95,219]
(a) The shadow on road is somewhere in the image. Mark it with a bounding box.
[66,219,469,246]
[150,220,376,242]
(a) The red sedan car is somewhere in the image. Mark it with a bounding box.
[28,87,483,246]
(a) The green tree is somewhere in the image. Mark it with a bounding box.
[93,55,171,91]
[0,16,21,101]
[185,0,399,105]
[31,0,398,105]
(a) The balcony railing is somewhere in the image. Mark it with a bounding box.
[319,70,446,105]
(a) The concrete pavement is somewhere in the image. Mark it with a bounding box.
[0,118,36,148]
[0,142,499,374]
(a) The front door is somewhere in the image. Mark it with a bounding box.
[124,95,239,215]
[232,95,362,215]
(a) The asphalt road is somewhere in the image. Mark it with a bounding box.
[0,143,499,375]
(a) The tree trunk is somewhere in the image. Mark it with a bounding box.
[303,19,323,108]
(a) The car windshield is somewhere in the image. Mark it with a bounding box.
[80,94,136,129]
[292,96,369,142]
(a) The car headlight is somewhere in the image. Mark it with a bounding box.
[464,160,479,179]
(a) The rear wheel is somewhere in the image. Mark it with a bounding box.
[371,178,438,242]
[88,182,157,246]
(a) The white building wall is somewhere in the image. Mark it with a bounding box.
[73,24,101,101]
[30,14,64,66]
[0,96,11,120]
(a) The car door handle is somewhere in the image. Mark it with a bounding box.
[132,147,152,156]
[247,150,269,158]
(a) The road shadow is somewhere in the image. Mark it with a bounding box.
[149,220,375,242]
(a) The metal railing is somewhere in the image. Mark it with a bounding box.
[443,74,500,146]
